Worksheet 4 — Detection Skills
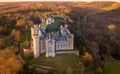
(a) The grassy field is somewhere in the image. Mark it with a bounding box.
[22,50,120,74]
[48,67,94,74]
[46,17,65,32]
[103,57,120,74]
[104,63,120,74]
[54,59,120,74]
[29,54,80,69]
[72,67,94,74]
[21,52,94,74]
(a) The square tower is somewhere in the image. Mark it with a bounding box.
[45,38,55,57]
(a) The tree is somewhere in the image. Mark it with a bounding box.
[0,15,7,26]
[108,24,116,30]
[0,46,22,74]
[16,19,26,28]
[0,37,11,49]
[98,43,107,54]
[94,66,103,74]
[11,29,22,41]
[82,51,93,67]
[83,51,92,61]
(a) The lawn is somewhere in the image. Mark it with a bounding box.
[29,54,80,69]
[104,62,120,74]
[46,17,65,32]
[46,23,58,32]
[53,58,120,74]
[48,67,94,74]
[103,57,120,74]
[72,67,94,74]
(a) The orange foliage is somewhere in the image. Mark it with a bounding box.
[108,24,116,30]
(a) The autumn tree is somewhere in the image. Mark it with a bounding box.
[94,66,103,74]
[11,29,22,41]
[0,46,23,74]
[0,15,7,26]
[16,19,26,28]
[0,37,11,49]
[57,5,71,14]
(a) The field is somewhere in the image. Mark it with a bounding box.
[104,63,120,74]
[28,54,80,69]
[53,57,120,74]
[103,57,120,74]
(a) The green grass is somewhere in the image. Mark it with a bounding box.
[29,54,80,69]
[103,57,120,74]
[46,17,65,33]
[104,63,120,74]
[21,50,94,74]
[48,67,94,74]
[53,59,120,74]
[72,67,94,74]
[46,23,58,32]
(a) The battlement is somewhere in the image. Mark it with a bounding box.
[31,15,74,58]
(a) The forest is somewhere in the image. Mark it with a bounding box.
[0,1,120,74]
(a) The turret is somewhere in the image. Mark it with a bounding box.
[46,17,54,25]
[60,25,64,35]
[64,24,71,35]
[33,36,40,58]
[31,25,41,58]
[45,33,55,57]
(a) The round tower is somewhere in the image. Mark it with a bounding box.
[31,27,34,39]
[33,36,40,58]
[31,25,41,58]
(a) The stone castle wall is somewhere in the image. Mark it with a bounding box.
[31,16,74,58]
[45,39,55,57]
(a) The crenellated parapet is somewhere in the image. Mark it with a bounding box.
[31,15,74,58]
[31,25,41,38]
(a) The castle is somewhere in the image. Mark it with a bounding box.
[31,15,74,58]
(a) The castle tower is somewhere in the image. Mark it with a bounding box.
[45,33,55,57]
[64,24,71,35]
[31,25,41,58]
[33,36,40,58]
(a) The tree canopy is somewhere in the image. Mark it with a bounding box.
[0,46,23,74]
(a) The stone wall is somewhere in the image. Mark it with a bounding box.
[56,50,79,56]
[45,40,55,57]
[56,36,74,50]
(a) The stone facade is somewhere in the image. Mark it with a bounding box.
[31,16,74,58]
